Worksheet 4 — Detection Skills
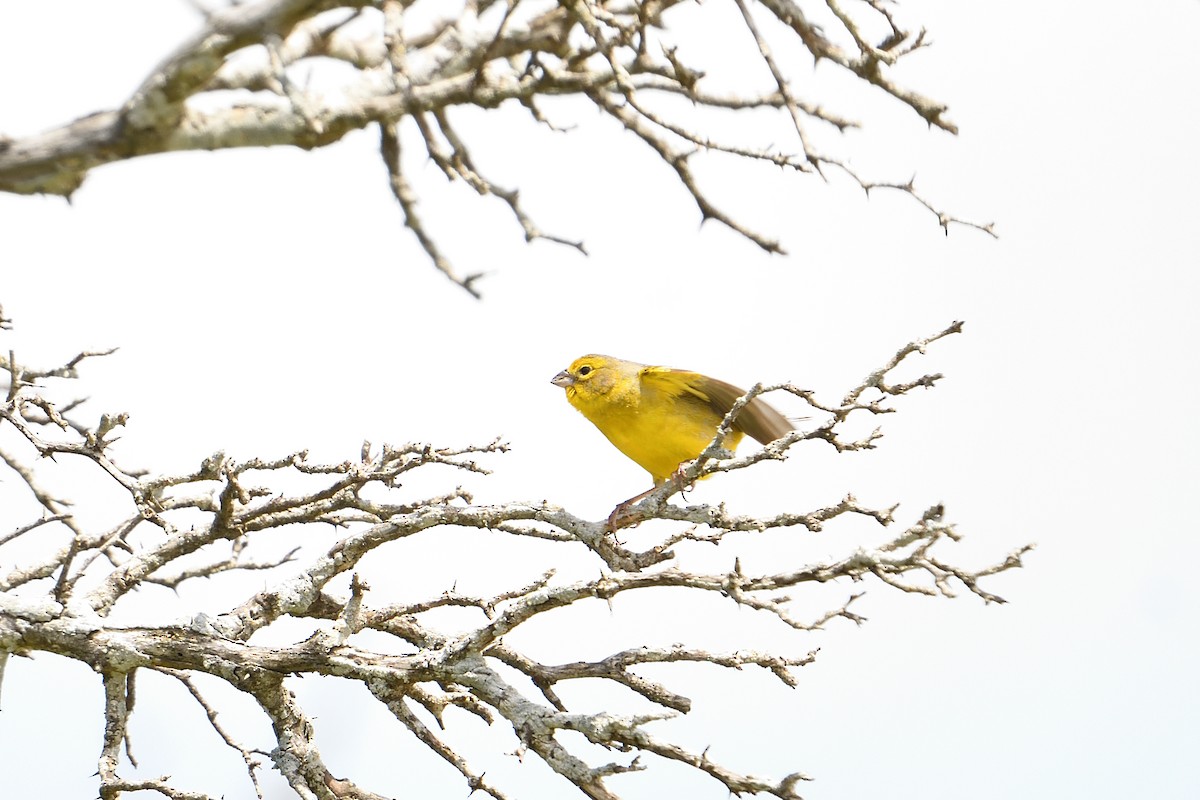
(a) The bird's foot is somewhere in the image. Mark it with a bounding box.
[607,492,649,532]
[606,471,695,532]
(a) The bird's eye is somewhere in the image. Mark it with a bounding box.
[578,365,592,376]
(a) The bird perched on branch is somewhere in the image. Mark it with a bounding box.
[551,354,793,487]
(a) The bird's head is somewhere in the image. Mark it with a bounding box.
[551,354,623,401]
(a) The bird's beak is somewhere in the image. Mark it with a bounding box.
[551,370,574,388]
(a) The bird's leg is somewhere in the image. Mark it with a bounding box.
[607,487,654,532]
[606,470,693,532]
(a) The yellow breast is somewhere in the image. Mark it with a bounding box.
[565,371,742,485]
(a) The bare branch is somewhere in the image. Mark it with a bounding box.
[371,687,515,800]
[0,0,992,294]
[154,668,267,799]
[0,315,1027,800]
[381,119,485,297]
[99,671,132,800]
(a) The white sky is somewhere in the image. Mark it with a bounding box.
[1,1,1198,799]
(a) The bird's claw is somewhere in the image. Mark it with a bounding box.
[606,500,639,532]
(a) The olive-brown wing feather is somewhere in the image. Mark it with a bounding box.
[641,367,793,445]
[694,375,793,445]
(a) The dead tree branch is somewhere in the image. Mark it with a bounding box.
[0,312,1029,800]
[0,0,993,295]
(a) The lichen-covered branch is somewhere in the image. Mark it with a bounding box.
[0,0,993,296]
[0,313,1029,800]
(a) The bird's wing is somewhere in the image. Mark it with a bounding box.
[640,366,793,445]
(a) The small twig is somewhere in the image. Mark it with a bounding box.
[380,121,485,298]
[154,668,266,799]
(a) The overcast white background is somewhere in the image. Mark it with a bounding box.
[1,1,1197,798]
